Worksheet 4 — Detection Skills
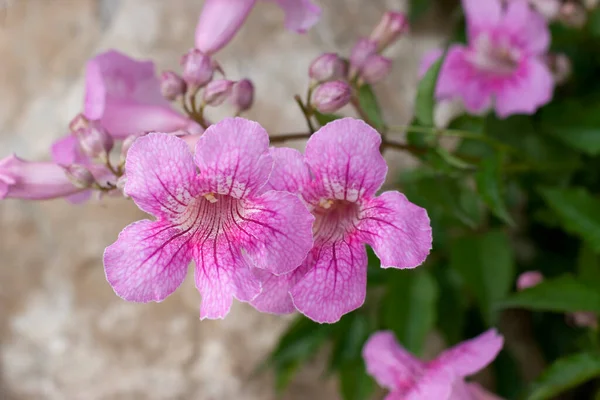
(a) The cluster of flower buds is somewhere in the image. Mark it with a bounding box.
[160,48,255,118]
[307,11,408,115]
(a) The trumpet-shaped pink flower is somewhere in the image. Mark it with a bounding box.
[195,0,321,54]
[427,0,553,118]
[84,50,201,139]
[0,155,85,200]
[103,118,314,319]
[363,329,505,400]
[251,118,432,323]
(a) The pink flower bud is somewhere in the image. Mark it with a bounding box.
[181,49,214,89]
[203,79,234,106]
[370,11,409,51]
[559,1,587,27]
[350,38,378,75]
[516,271,544,291]
[64,164,97,189]
[311,80,351,113]
[0,154,85,200]
[309,53,347,82]
[569,311,598,329]
[360,55,393,84]
[546,53,572,85]
[69,113,90,133]
[74,120,114,161]
[120,132,145,161]
[160,70,187,101]
[195,0,256,54]
[230,79,254,112]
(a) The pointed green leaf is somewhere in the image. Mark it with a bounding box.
[357,84,385,131]
[578,243,600,286]
[475,153,515,225]
[539,186,600,252]
[499,275,600,313]
[540,100,600,155]
[314,111,342,127]
[339,360,376,400]
[528,353,600,400]
[450,230,515,324]
[415,56,443,126]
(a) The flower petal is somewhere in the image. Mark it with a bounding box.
[290,239,367,323]
[195,0,256,54]
[358,191,432,269]
[428,328,504,378]
[501,0,550,55]
[192,234,261,320]
[466,382,505,400]
[305,118,387,202]
[275,0,321,33]
[404,368,455,400]
[462,0,502,37]
[238,190,314,275]
[250,267,304,314]
[195,117,272,199]
[51,135,88,165]
[418,48,444,79]
[494,58,553,118]
[103,219,192,302]
[264,147,311,193]
[124,133,198,219]
[362,331,425,392]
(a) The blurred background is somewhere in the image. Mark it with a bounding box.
[0,0,449,398]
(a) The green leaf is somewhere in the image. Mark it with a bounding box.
[539,186,600,252]
[357,84,385,131]
[578,243,600,286]
[415,56,444,127]
[540,100,600,155]
[328,313,372,372]
[499,275,600,313]
[528,353,600,400]
[409,0,432,22]
[314,111,342,127]
[435,267,468,345]
[339,360,376,400]
[450,230,515,324]
[382,270,438,355]
[267,316,332,392]
[475,153,515,226]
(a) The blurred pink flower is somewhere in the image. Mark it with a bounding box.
[103,118,314,320]
[425,0,554,118]
[516,271,544,290]
[250,118,432,323]
[363,329,505,400]
[195,0,321,54]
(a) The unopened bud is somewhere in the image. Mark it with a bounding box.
[160,70,187,101]
[370,11,409,51]
[350,38,378,76]
[516,271,544,291]
[203,79,234,106]
[360,55,392,84]
[584,0,599,10]
[569,311,598,329]
[69,113,90,133]
[120,132,145,162]
[64,164,96,189]
[75,121,114,161]
[309,53,347,82]
[546,53,572,85]
[559,1,587,27]
[230,79,254,112]
[181,49,214,89]
[311,80,351,113]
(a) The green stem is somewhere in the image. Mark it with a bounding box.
[294,94,316,133]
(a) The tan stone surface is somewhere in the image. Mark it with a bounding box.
[0,1,444,399]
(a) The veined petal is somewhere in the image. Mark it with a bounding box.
[250,267,305,314]
[428,328,504,378]
[290,238,367,323]
[275,0,321,33]
[124,133,198,220]
[362,331,425,392]
[265,147,311,194]
[494,58,553,118]
[238,190,314,275]
[195,118,272,199]
[192,233,261,320]
[358,191,432,269]
[404,367,456,400]
[305,118,387,202]
[103,219,192,302]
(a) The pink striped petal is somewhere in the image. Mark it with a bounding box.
[124,133,198,219]
[195,118,272,199]
[103,220,192,302]
[358,191,432,269]
[290,239,367,323]
[304,118,387,202]
[265,147,311,193]
[250,267,304,314]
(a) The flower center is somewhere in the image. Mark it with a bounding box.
[468,34,520,75]
[312,199,360,243]
[174,193,246,238]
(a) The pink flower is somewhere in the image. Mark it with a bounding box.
[516,270,544,290]
[195,0,321,54]
[431,0,553,118]
[103,118,315,320]
[363,329,505,400]
[250,118,432,323]
[0,154,86,200]
[84,50,200,139]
